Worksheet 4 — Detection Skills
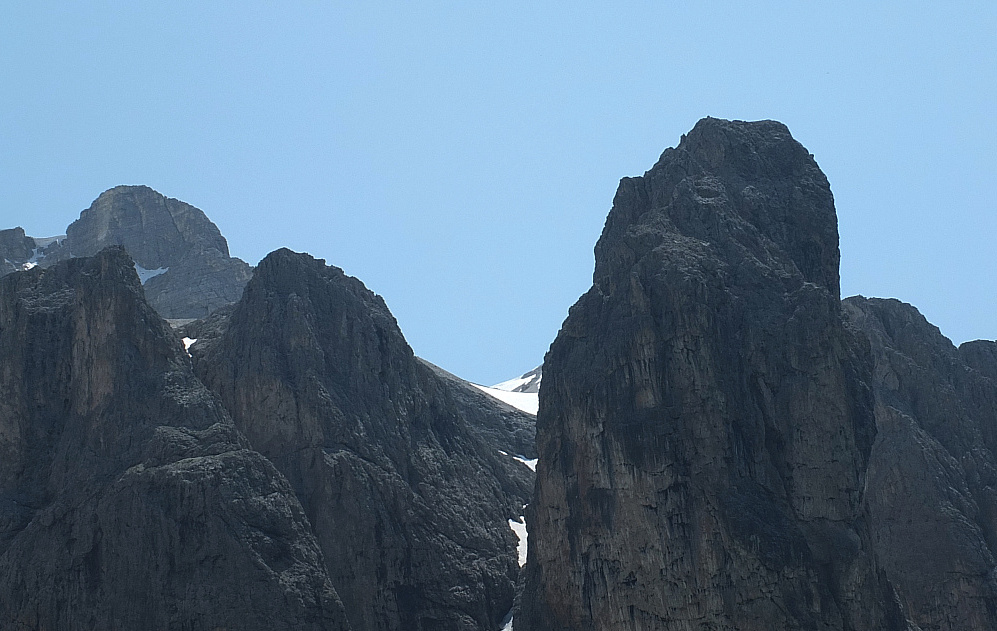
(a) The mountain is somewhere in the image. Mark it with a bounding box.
[183,249,534,631]
[0,248,349,629]
[1,185,253,319]
[2,188,537,630]
[519,118,997,630]
[5,120,995,630]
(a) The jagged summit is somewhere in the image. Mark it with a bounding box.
[1,185,253,319]
[596,116,840,302]
[0,247,348,629]
[187,247,533,631]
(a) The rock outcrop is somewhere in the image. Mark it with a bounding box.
[0,248,349,629]
[521,118,916,630]
[188,249,533,631]
[66,185,253,318]
[1,186,252,319]
[844,297,997,629]
[0,228,35,274]
[421,359,538,459]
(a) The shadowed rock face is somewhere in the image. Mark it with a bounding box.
[844,297,997,629]
[520,119,907,630]
[0,228,36,275]
[189,249,533,631]
[0,248,349,630]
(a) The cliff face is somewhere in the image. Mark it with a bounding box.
[0,248,349,630]
[520,119,906,630]
[0,228,36,275]
[189,249,533,631]
[844,297,997,629]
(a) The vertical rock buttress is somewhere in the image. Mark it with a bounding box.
[520,119,908,630]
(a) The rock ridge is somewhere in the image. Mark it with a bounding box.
[1,185,253,319]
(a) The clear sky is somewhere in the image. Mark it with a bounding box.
[2,2,995,385]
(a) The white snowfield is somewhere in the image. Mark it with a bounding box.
[491,374,534,392]
[470,384,538,415]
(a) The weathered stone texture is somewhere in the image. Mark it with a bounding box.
[189,249,532,631]
[519,118,978,630]
[0,248,348,630]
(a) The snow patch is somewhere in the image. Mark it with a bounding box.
[509,512,528,567]
[182,338,198,357]
[134,263,168,285]
[20,262,38,271]
[471,384,538,415]
[514,456,538,472]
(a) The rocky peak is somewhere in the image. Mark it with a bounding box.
[190,248,532,631]
[595,117,840,300]
[68,185,231,266]
[520,118,900,630]
[0,247,349,629]
[0,185,256,319]
[0,227,35,263]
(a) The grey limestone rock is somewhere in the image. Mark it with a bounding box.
[66,185,253,318]
[1,186,252,319]
[420,358,538,459]
[519,118,910,630]
[188,248,533,631]
[0,248,349,630]
[844,297,997,629]
[0,228,35,271]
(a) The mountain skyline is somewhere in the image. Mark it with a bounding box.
[2,4,995,385]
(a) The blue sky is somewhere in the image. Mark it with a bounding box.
[2,2,995,385]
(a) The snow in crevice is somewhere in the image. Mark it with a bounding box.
[513,456,537,472]
[501,504,531,631]
[134,263,168,285]
[509,514,528,567]
[182,338,198,358]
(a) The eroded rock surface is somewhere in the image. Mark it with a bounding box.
[520,118,910,630]
[66,185,253,318]
[844,297,997,629]
[189,249,533,631]
[0,248,349,630]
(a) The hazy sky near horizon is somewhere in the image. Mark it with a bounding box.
[2,2,995,385]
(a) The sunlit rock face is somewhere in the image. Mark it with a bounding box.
[521,118,914,630]
[1,186,252,319]
[65,185,253,319]
[0,248,349,630]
